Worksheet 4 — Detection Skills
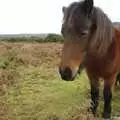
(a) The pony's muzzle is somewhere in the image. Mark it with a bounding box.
[59,67,77,81]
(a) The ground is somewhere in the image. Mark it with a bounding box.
[0,42,120,120]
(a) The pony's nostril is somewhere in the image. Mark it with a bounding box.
[64,67,72,76]
[59,67,72,80]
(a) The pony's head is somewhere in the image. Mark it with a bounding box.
[59,0,113,81]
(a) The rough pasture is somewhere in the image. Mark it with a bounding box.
[0,42,119,120]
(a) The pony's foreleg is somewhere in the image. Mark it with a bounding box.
[103,75,116,119]
[90,79,99,116]
[87,73,100,116]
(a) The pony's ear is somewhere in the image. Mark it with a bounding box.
[84,0,94,15]
[62,6,67,13]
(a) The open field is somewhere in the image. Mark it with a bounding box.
[0,42,120,120]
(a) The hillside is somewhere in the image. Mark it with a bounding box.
[0,33,48,39]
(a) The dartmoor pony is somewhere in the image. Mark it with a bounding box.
[59,0,120,119]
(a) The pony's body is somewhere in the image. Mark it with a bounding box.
[59,0,120,119]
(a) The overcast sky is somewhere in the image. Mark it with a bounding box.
[0,0,120,34]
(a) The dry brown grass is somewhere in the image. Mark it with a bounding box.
[0,42,62,95]
[0,42,62,93]
[0,42,62,65]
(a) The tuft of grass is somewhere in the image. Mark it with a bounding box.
[0,58,9,69]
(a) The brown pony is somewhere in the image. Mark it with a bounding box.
[59,0,120,119]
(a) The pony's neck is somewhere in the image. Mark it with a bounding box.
[87,29,115,59]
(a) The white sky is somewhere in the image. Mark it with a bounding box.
[0,0,120,34]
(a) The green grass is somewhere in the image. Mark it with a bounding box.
[0,42,120,120]
[4,66,90,120]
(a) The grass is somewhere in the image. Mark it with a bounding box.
[0,42,120,120]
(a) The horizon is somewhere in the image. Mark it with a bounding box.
[0,0,120,35]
